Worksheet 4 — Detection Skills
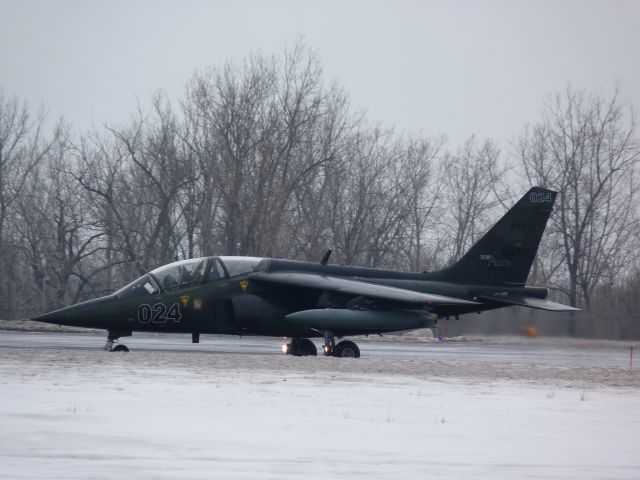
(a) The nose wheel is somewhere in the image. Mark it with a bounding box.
[104,331,131,352]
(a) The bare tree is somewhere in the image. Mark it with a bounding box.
[442,136,504,264]
[327,127,392,265]
[70,127,143,287]
[398,135,446,272]
[184,42,346,258]
[517,86,640,319]
[0,91,57,317]
[17,131,107,310]
[71,95,195,284]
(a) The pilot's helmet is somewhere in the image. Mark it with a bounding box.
[163,273,178,289]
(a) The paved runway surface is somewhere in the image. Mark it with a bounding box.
[0,330,634,368]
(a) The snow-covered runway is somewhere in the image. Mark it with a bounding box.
[1,344,639,479]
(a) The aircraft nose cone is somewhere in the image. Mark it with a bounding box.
[32,295,116,327]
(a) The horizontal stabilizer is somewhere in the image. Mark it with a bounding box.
[478,295,580,312]
[251,271,480,307]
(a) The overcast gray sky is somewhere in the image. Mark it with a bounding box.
[1,0,638,146]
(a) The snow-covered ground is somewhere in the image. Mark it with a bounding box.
[1,348,639,479]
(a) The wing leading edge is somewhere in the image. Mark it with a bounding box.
[250,271,480,307]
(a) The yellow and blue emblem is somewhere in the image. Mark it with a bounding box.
[180,294,190,307]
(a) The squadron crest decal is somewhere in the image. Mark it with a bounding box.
[192,297,203,311]
[180,294,190,307]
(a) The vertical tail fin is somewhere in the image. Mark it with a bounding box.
[432,187,556,287]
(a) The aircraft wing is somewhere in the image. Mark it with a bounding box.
[477,295,580,311]
[250,271,480,307]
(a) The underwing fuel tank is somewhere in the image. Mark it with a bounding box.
[285,309,435,331]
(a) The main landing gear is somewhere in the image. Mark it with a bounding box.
[282,338,317,356]
[323,330,360,358]
[330,340,360,358]
[283,332,361,358]
[104,330,131,352]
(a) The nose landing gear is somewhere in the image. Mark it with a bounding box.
[104,330,132,352]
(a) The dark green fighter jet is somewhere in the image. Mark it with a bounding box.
[32,187,577,357]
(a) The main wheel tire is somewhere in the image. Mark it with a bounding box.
[112,344,129,352]
[299,338,317,356]
[333,340,360,358]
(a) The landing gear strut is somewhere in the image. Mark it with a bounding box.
[283,338,317,356]
[323,331,336,356]
[104,330,131,352]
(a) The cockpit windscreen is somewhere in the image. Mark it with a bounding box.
[115,274,160,299]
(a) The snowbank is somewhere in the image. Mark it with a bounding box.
[0,348,639,479]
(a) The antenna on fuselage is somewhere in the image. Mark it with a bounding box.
[320,249,332,265]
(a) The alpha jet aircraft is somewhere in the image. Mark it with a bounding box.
[33,187,578,357]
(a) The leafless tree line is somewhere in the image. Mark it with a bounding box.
[1,45,639,337]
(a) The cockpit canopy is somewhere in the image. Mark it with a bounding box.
[114,256,265,299]
[218,256,263,277]
[152,258,207,291]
